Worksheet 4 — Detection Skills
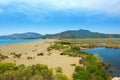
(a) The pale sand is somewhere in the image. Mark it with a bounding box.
[0,39,81,79]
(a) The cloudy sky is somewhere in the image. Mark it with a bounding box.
[0,0,120,35]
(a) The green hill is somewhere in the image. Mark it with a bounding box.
[44,29,120,39]
[0,32,43,39]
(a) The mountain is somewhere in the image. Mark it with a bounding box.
[1,30,120,39]
[44,29,120,39]
[0,32,43,39]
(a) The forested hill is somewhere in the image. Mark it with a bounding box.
[1,30,120,39]
[44,29,120,39]
[0,32,43,39]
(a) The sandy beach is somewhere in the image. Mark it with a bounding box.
[0,39,81,79]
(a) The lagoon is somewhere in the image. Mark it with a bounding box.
[82,47,120,77]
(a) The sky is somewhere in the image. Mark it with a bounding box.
[0,0,120,35]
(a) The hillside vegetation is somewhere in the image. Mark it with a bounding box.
[44,29,120,39]
[1,29,120,39]
[0,32,43,39]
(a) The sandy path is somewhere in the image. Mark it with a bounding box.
[0,39,81,79]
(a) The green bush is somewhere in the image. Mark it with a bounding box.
[55,72,69,80]
[62,48,80,57]
[73,71,90,80]
[71,46,80,51]
[57,41,71,45]
[0,63,54,80]
[73,55,108,80]
[48,44,66,51]
[75,66,84,73]
[0,63,70,80]
[0,63,16,73]
[55,67,63,73]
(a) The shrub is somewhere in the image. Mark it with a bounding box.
[36,45,38,47]
[37,53,44,56]
[55,67,63,73]
[0,54,8,61]
[0,63,56,80]
[47,47,52,51]
[27,57,35,60]
[48,44,66,51]
[0,63,16,73]
[15,54,21,58]
[62,48,80,57]
[71,46,80,51]
[75,66,84,73]
[73,55,108,80]
[55,72,69,80]
[57,41,71,45]
[73,71,90,80]
[10,53,21,58]
[70,64,76,66]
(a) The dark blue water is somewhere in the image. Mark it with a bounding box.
[82,47,120,77]
[0,39,46,45]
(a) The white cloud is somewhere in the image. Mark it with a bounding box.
[0,0,120,16]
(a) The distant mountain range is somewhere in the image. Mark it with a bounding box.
[44,29,120,39]
[0,32,43,39]
[0,29,120,39]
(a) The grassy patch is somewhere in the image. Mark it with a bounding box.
[73,55,107,80]
[61,48,87,57]
[55,72,69,80]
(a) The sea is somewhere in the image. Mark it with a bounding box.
[0,39,46,45]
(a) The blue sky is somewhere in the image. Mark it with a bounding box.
[0,0,120,35]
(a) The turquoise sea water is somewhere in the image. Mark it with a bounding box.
[0,39,46,45]
[82,47,120,77]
